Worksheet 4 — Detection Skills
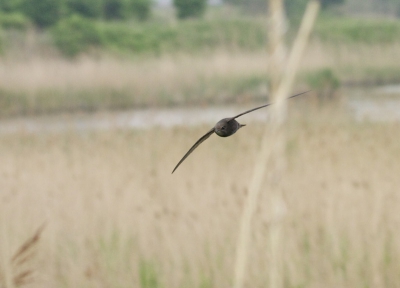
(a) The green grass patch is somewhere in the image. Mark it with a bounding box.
[0,30,3,54]
[314,17,400,44]
[139,259,161,288]
[0,74,270,117]
[334,66,400,85]
[0,12,30,30]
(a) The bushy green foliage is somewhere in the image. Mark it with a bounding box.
[101,23,162,54]
[66,0,103,19]
[22,0,64,27]
[173,0,207,19]
[62,0,125,20]
[52,15,103,57]
[98,19,266,56]
[306,68,340,89]
[320,0,344,8]
[131,0,151,21]
[0,0,23,13]
[306,68,340,102]
[0,12,29,30]
[57,18,270,56]
[65,0,151,21]
[1,0,152,27]
[104,0,129,20]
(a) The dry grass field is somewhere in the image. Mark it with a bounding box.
[1,107,400,288]
[2,42,400,91]
[1,41,400,116]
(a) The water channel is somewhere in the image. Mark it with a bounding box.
[0,85,399,135]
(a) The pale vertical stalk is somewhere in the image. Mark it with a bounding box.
[267,1,288,287]
[233,2,320,288]
[269,3,320,287]
[268,0,287,97]
[274,1,320,103]
[233,1,286,287]
[370,186,384,287]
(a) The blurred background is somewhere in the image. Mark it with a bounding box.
[1,0,400,287]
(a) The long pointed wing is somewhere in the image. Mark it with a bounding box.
[172,128,215,174]
[230,90,310,120]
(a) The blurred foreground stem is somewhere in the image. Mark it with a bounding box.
[233,1,320,288]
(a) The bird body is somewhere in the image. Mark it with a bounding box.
[172,91,309,173]
[214,118,245,137]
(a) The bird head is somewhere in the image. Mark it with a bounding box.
[214,118,245,137]
[214,119,230,137]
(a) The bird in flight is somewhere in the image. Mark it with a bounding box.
[172,91,309,173]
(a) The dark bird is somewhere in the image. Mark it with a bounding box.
[172,91,309,173]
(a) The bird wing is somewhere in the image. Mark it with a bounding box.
[229,90,310,120]
[172,128,215,174]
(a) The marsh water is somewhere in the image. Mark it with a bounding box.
[1,85,399,135]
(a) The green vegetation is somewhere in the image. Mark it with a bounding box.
[0,0,400,57]
[131,0,152,21]
[0,12,29,29]
[48,16,400,57]
[306,68,340,91]
[173,0,207,19]
[139,260,160,288]
[64,0,152,21]
[0,0,23,13]
[314,17,400,43]
[66,0,104,19]
[223,0,343,15]
[0,2,400,116]
[0,0,153,29]
[22,0,64,27]
[305,68,340,102]
[52,15,103,57]
[0,31,2,53]
[50,18,266,57]
[46,15,400,58]
[0,71,268,117]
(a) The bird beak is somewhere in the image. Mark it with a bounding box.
[240,124,246,128]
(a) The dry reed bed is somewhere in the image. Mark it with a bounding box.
[0,42,399,118]
[0,41,400,97]
[0,51,268,103]
[1,109,400,287]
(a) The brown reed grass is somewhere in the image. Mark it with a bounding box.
[1,41,399,93]
[0,51,268,102]
[0,224,45,287]
[0,107,399,287]
[0,41,400,117]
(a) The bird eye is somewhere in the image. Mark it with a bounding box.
[221,126,225,130]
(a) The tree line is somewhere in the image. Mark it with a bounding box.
[0,0,348,29]
[0,0,211,28]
